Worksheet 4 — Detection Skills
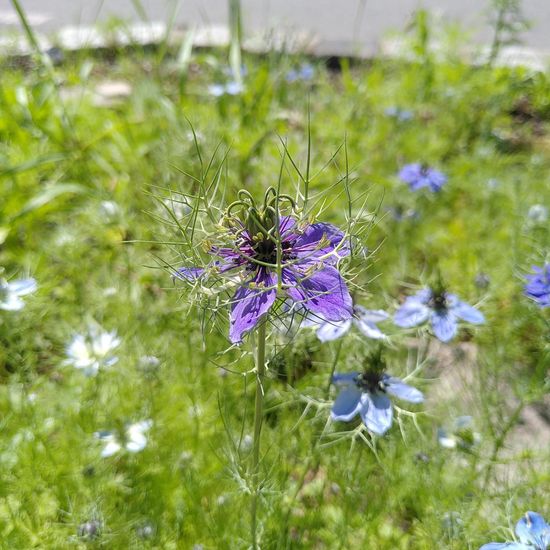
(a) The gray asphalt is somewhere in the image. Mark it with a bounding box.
[1,0,549,56]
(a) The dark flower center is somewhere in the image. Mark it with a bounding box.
[356,371,386,393]
[428,292,447,312]
[253,237,295,265]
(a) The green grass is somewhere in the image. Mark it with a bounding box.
[0,21,549,549]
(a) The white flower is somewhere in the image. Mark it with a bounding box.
[66,325,121,376]
[99,200,120,220]
[437,416,481,450]
[527,204,548,224]
[95,420,152,457]
[0,277,37,311]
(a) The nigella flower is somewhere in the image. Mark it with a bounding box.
[0,277,37,311]
[176,189,353,343]
[394,288,485,342]
[480,511,550,549]
[208,81,243,97]
[286,63,314,83]
[398,163,447,192]
[331,370,424,435]
[524,264,550,308]
[66,325,121,376]
[437,415,481,450]
[386,205,419,222]
[95,420,152,457]
[527,204,548,225]
[305,305,388,342]
[384,106,413,121]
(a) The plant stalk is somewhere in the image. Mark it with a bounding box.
[251,319,267,549]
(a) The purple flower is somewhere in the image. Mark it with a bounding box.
[524,264,550,308]
[394,288,485,342]
[331,371,424,435]
[179,216,352,343]
[398,163,447,192]
[480,511,550,549]
[305,305,388,342]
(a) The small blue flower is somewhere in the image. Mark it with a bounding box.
[384,106,413,121]
[208,81,244,97]
[286,63,314,83]
[524,264,550,308]
[394,288,485,343]
[480,511,550,549]
[304,305,388,342]
[399,163,447,192]
[527,204,548,225]
[331,371,423,435]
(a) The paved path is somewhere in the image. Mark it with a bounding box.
[0,0,549,57]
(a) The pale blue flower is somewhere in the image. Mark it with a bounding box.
[480,511,550,549]
[305,305,388,342]
[208,81,243,97]
[286,63,314,82]
[395,288,485,342]
[331,371,423,435]
[0,277,37,311]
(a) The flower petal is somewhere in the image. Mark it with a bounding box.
[0,295,25,311]
[8,278,37,296]
[229,269,277,343]
[354,306,389,323]
[354,319,386,340]
[453,300,485,324]
[515,511,550,547]
[292,222,350,264]
[437,428,457,449]
[479,544,528,549]
[174,267,205,281]
[384,376,424,403]
[394,298,430,328]
[316,319,352,342]
[431,311,457,342]
[331,386,362,422]
[360,393,393,435]
[284,266,353,322]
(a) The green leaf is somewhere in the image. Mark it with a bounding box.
[13,183,86,218]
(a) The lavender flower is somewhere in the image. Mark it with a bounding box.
[0,277,37,311]
[480,511,550,549]
[176,190,352,343]
[305,305,388,342]
[394,288,484,342]
[524,264,550,308]
[331,371,423,435]
[399,163,447,192]
[286,63,314,83]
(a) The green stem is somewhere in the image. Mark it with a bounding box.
[251,319,267,550]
